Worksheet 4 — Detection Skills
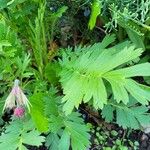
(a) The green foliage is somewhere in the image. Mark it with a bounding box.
[0,18,22,58]
[64,113,90,150]
[46,113,91,150]
[110,6,144,36]
[28,2,47,77]
[45,133,60,150]
[44,88,91,150]
[30,93,49,132]
[0,118,45,150]
[50,6,68,18]
[27,3,67,79]
[14,54,33,79]
[59,35,150,115]
[125,28,145,49]
[0,0,9,9]
[0,18,30,85]
[6,0,26,7]
[0,1,150,150]
[0,0,27,9]
[29,88,90,150]
[47,5,68,45]
[102,97,150,129]
[44,62,61,85]
[88,0,101,30]
[98,0,150,51]
[103,0,150,31]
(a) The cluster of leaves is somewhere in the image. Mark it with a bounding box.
[0,17,32,97]
[0,0,150,150]
[29,88,91,150]
[59,34,150,117]
[88,0,150,51]
[102,96,150,129]
[0,118,45,150]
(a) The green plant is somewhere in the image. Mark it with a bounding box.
[88,0,150,50]
[30,88,91,150]
[59,34,150,116]
[27,2,67,79]
[0,1,150,150]
[28,1,47,78]
[0,17,32,89]
[0,118,45,150]
[102,96,150,129]
[88,0,101,30]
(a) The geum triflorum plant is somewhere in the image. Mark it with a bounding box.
[59,34,150,115]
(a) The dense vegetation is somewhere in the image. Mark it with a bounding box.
[0,0,150,149]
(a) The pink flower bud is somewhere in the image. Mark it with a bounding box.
[14,107,25,117]
[3,79,31,113]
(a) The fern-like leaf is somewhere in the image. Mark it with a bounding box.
[30,93,49,132]
[0,18,23,58]
[0,118,45,150]
[59,35,150,115]
[64,112,91,150]
[44,89,91,150]
[102,97,150,129]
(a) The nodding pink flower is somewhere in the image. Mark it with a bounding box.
[3,79,31,113]
[14,107,25,118]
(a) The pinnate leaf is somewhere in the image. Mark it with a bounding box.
[30,93,49,132]
[59,35,150,115]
